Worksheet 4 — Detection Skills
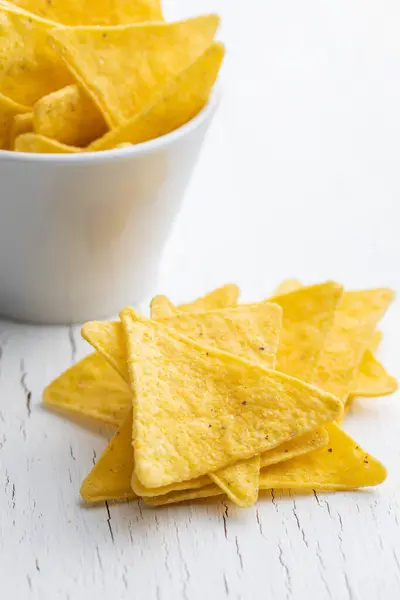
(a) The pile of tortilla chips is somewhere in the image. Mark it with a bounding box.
[43,280,397,508]
[0,1,223,152]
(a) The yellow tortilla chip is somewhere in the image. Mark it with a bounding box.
[88,42,224,151]
[33,85,107,147]
[9,110,32,147]
[259,423,387,490]
[350,349,397,397]
[159,422,386,503]
[43,353,130,425]
[0,91,29,149]
[121,309,342,488]
[83,303,283,384]
[273,279,302,296]
[211,282,342,506]
[259,427,329,468]
[0,10,72,106]
[144,484,223,507]
[3,0,163,26]
[83,300,337,506]
[50,16,219,128]
[179,284,240,313]
[133,426,328,498]
[81,320,129,382]
[270,282,344,379]
[150,284,239,319]
[150,295,177,319]
[274,280,394,402]
[313,289,394,403]
[369,330,382,352]
[14,133,80,153]
[80,415,136,503]
[82,302,283,503]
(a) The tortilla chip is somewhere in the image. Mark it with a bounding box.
[43,353,130,425]
[210,283,341,506]
[0,1,57,26]
[159,303,282,368]
[144,484,223,507]
[33,85,107,147]
[259,427,329,468]
[351,349,397,397]
[121,309,342,488]
[14,132,80,153]
[3,0,163,26]
[83,302,282,384]
[147,422,387,502]
[88,42,224,151]
[115,143,131,149]
[179,284,240,313]
[82,302,282,503]
[273,279,302,296]
[81,320,129,381]
[131,468,209,497]
[313,289,394,403]
[274,280,394,402]
[369,330,382,352]
[0,10,72,106]
[259,423,387,490]
[270,282,344,379]
[150,295,177,319]
[0,91,29,148]
[9,110,32,147]
[80,415,136,503]
[50,15,220,128]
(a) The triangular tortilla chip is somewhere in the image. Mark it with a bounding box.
[50,15,219,127]
[273,279,302,296]
[259,423,387,490]
[121,309,342,488]
[81,320,129,381]
[80,415,136,503]
[211,282,342,506]
[52,289,239,426]
[83,295,338,506]
[270,281,344,379]
[0,10,72,106]
[149,422,386,505]
[14,133,80,153]
[88,42,224,151]
[144,484,223,507]
[178,284,239,313]
[43,353,130,425]
[82,303,282,383]
[80,302,282,501]
[150,295,177,319]
[33,85,107,147]
[259,427,329,468]
[80,410,210,502]
[313,289,394,403]
[350,349,397,397]
[275,280,395,402]
[3,0,163,26]
[0,91,29,149]
[131,426,329,498]
[9,111,32,148]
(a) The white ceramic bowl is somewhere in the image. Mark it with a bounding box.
[0,93,219,324]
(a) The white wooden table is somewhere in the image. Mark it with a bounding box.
[1,1,400,598]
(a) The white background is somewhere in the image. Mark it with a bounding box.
[1,1,400,598]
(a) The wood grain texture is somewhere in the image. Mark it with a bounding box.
[2,0,400,598]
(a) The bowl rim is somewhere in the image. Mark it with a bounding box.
[0,87,220,165]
